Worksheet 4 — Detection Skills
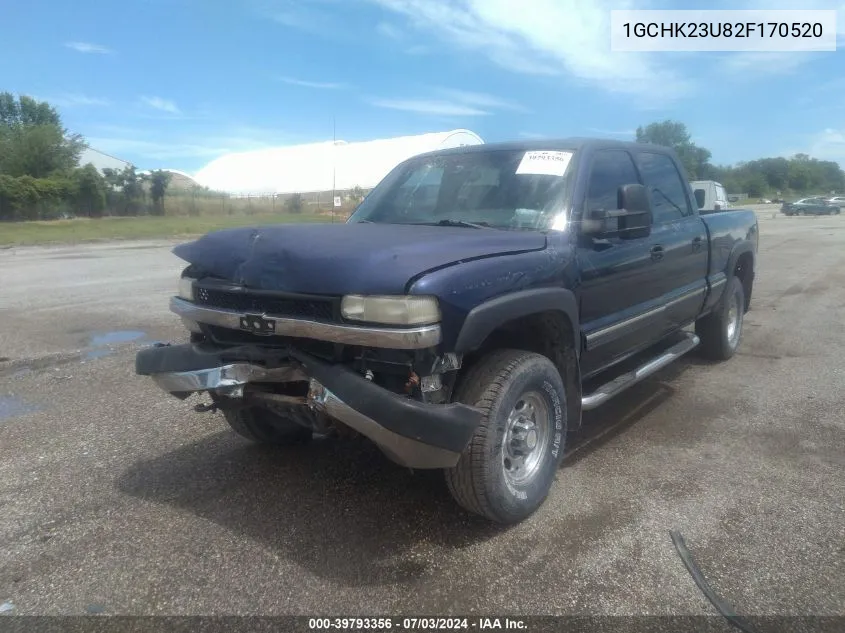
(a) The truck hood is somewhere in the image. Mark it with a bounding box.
[173,223,548,295]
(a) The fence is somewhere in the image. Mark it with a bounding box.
[161,188,369,218]
[0,186,370,222]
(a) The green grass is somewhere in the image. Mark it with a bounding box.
[0,213,338,246]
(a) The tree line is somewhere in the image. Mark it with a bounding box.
[0,92,171,221]
[636,120,845,198]
[2,93,844,222]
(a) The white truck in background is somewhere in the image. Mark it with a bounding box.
[690,180,730,212]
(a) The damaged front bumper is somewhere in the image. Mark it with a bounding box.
[135,343,481,469]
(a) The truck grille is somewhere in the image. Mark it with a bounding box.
[201,325,339,360]
[194,285,336,322]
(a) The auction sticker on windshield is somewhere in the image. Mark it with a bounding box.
[515,150,573,177]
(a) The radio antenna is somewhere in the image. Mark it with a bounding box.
[331,116,336,224]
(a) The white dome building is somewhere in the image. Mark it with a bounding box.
[192,129,484,195]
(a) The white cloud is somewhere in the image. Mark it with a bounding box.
[38,93,111,107]
[64,41,112,54]
[265,0,349,37]
[804,128,845,168]
[277,76,347,90]
[140,96,181,115]
[369,86,525,117]
[368,98,490,116]
[85,124,292,166]
[370,0,694,104]
[85,137,227,161]
[435,88,529,113]
[376,22,403,39]
[721,52,819,76]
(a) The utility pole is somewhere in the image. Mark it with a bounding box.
[331,116,336,224]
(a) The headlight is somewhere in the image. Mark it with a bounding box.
[178,276,195,301]
[341,295,440,326]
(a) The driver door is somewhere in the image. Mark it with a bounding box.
[577,149,666,378]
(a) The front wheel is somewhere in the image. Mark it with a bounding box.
[445,350,567,524]
[695,276,746,361]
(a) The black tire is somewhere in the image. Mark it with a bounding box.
[695,276,745,361]
[223,406,312,445]
[445,349,567,524]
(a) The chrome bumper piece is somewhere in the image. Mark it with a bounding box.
[306,381,461,469]
[148,360,461,469]
[150,363,306,394]
[170,297,441,350]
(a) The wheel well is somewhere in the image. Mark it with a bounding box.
[734,252,754,311]
[461,310,582,430]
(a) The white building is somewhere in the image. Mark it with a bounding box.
[78,147,133,173]
[192,129,484,195]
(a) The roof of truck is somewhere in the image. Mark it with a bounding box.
[409,137,678,159]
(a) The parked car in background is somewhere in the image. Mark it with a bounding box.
[825,196,845,206]
[759,198,772,204]
[690,180,730,212]
[781,197,841,216]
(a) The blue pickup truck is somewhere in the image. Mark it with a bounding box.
[136,138,759,524]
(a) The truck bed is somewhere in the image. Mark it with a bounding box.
[700,209,759,279]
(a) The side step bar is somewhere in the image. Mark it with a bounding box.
[581,333,700,411]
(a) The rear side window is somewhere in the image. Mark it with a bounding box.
[635,152,691,223]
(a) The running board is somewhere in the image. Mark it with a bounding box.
[581,333,700,411]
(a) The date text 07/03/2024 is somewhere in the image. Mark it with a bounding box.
[307,618,527,630]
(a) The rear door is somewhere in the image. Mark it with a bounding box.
[633,151,709,332]
[577,149,667,376]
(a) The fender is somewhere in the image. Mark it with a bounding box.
[454,287,580,357]
[726,241,755,281]
[703,240,756,315]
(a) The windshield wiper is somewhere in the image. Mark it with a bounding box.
[414,219,493,229]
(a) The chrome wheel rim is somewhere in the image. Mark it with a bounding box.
[726,291,742,348]
[502,391,551,486]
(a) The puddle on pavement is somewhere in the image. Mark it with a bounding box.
[0,395,41,421]
[88,330,148,347]
[81,330,153,363]
[84,348,115,361]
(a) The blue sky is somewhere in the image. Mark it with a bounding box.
[2,0,844,174]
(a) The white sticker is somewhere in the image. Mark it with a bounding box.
[515,150,573,177]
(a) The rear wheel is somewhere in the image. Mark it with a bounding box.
[695,276,745,361]
[445,350,567,524]
[223,406,313,445]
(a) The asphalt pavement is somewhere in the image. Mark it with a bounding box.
[0,208,843,617]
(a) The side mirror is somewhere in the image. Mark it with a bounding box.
[694,189,705,209]
[582,183,653,239]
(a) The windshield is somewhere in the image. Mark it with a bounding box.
[348,149,574,231]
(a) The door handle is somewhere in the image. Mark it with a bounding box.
[650,245,664,261]
[692,236,703,252]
